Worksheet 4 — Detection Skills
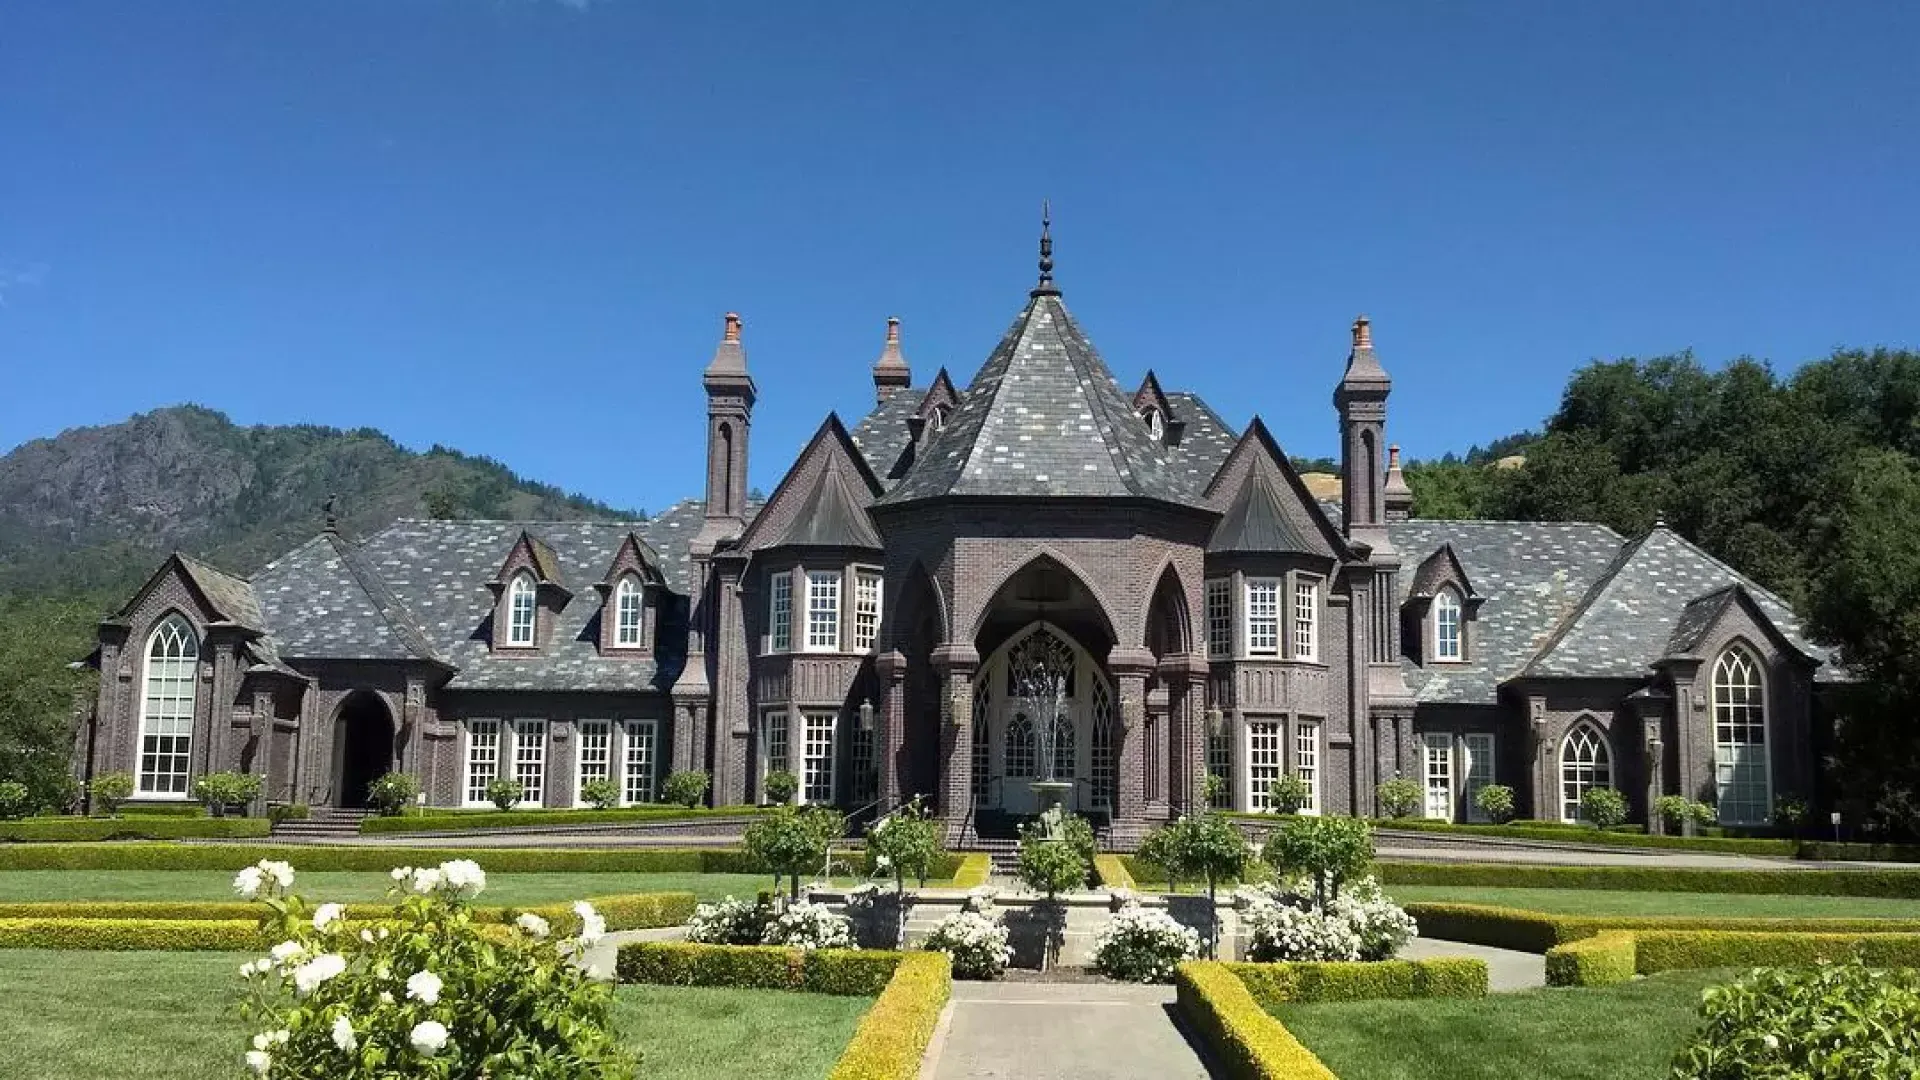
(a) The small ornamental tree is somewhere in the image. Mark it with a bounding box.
[743,805,845,901]
[484,778,522,812]
[1137,825,1184,894]
[762,769,798,806]
[1015,819,1090,970]
[1162,813,1251,958]
[0,781,31,820]
[1267,774,1313,815]
[1201,774,1228,808]
[1262,815,1374,910]
[577,778,620,811]
[366,772,420,817]
[1375,778,1423,819]
[90,771,134,817]
[1580,787,1628,829]
[866,797,942,890]
[1473,784,1516,824]
[195,771,265,817]
[662,770,709,809]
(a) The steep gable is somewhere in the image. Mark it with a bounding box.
[1202,417,1348,559]
[738,414,884,551]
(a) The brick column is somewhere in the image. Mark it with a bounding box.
[1110,648,1156,826]
[1158,653,1209,816]
[876,650,908,808]
[931,644,979,826]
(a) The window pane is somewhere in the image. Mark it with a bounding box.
[1713,649,1770,824]
[806,571,841,651]
[1559,724,1611,824]
[763,710,789,780]
[514,720,547,805]
[508,575,537,646]
[770,573,792,653]
[1423,733,1453,820]
[1246,580,1279,656]
[854,571,882,653]
[575,720,610,805]
[137,616,198,796]
[1295,720,1321,815]
[1206,579,1232,660]
[1090,680,1114,810]
[1247,722,1282,811]
[465,720,500,805]
[1208,729,1234,809]
[803,711,837,805]
[1463,733,1495,822]
[615,579,644,646]
[1293,579,1318,660]
[1004,713,1036,779]
[1435,592,1462,660]
[972,674,992,802]
[623,721,656,805]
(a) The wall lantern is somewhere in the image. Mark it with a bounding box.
[858,701,875,733]
[1206,707,1227,738]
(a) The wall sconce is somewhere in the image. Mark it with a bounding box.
[1206,707,1226,738]
[858,701,875,733]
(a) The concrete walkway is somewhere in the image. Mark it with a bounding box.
[577,925,684,981]
[1399,937,1546,991]
[925,980,1215,1080]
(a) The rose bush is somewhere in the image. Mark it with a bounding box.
[684,896,769,946]
[759,899,854,950]
[1091,903,1201,983]
[1239,875,1417,962]
[922,910,1011,980]
[231,856,630,1078]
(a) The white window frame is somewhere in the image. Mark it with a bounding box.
[1434,589,1463,662]
[136,614,199,798]
[853,569,882,653]
[1208,727,1234,809]
[1294,719,1321,816]
[1423,732,1455,820]
[506,573,537,647]
[613,577,645,648]
[1205,578,1232,660]
[1141,406,1165,440]
[622,720,657,805]
[1463,732,1496,822]
[463,719,502,807]
[1246,720,1284,811]
[762,708,791,785]
[1291,576,1320,662]
[802,710,837,805]
[1713,646,1772,826]
[768,571,792,653]
[1003,712,1037,779]
[513,719,547,806]
[1245,578,1280,658]
[574,719,611,805]
[1559,721,1613,824]
[805,570,841,652]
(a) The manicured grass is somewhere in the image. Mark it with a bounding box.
[1280,968,1732,1080]
[1387,884,1920,919]
[0,870,800,905]
[0,949,869,1080]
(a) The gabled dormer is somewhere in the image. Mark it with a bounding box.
[486,530,572,652]
[1132,370,1184,446]
[594,532,667,654]
[910,367,960,439]
[1404,542,1483,664]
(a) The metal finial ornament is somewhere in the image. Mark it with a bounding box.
[1033,199,1058,295]
[323,493,339,533]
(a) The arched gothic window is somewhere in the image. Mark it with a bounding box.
[930,405,950,431]
[1141,406,1165,440]
[1559,721,1612,824]
[1434,589,1463,661]
[614,576,645,647]
[1050,716,1077,784]
[1713,646,1771,825]
[507,573,537,646]
[138,614,199,796]
[1004,713,1036,779]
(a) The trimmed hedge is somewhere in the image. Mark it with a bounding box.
[0,817,271,842]
[828,951,951,1080]
[1632,929,1920,973]
[0,843,763,873]
[1174,961,1338,1080]
[515,891,697,932]
[0,917,264,951]
[360,804,769,835]
[1380,860,1920,898]
[0,891,695,938]
[1543,931,1636,987]
[1405,902,1920,954]
[1798,840,1920,864]
[1226,958,1487,1006]
[1093,853,1136,890]
[115,804,212,818]
[1354,816,1798,857]
[615,940,902,995]
[949,852,991,890]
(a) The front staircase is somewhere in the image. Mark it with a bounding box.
[270,806,373,841]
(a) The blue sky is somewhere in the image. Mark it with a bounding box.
[3,2,1916,515]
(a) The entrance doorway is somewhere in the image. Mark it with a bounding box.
[973,622,1114,816]
[334,692,395,809]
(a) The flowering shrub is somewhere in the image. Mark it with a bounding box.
[1672,959,1920,1078]
[1329,879,1419,961]
[866,797,943,890]
[684,895,769,945]
[1091,903,1201,983]
[484,778,522,812]
[1375,778,1423,819]
[759,899,855,950]
[366,773,420,817]
[922,910,1011,980]
[1580,787,1628,829]
[230,856,630,1078]
[577,778,621,811]
[1472,784,1516,824]
[1240,875,1416,962]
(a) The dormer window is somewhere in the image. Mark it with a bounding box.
[1434,589,1463,661]
[506,573,537,646]
[614,576,645,648]
[930,405,949,431]
[1141,406,1164,440]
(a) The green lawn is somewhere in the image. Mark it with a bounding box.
[1387,884,1920,919]
[1281,969,1732,1080]
[0,949,870,1080]
[0,870,794,906]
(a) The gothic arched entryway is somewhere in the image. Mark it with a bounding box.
[972,622,1115,815]
[333,691,395,809]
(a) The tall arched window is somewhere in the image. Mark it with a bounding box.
[1434,589,1463,661]
[1004,713,1036,779]
[138,615,199,796]
[1713,646,1771,824]
[1050,716,1077,783]
[1559,721,1612,824]
[614,576,645,647]
[507,573,537,646]
[930,405,949,431]
[1141,406,1165,440]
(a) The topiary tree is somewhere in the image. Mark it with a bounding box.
[743,804,845,901]
[485,778,522,812]
[194,771,264,817]
[866,796,942,890]
[662,769,709,809]
[1267,774,1313,815]
[1473,784,1516,824]
[1160,813,1251,958]
[89,771,134,817]
[0,781,31,820]
[763,769,798,806]
[1262,814,1374,910]
[1375,777,1423,819]
[1580,787,1628,829]
[1015,819,1090,970]
[1655,793,1692,834]
[1136,824,1184,894]
[577,778,620,811]
[366,772,420,817]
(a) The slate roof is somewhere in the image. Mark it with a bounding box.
[1522,526,1835,681]
[175,554,265,629]
[877,292,1193,504]
[1164,392,1238,498]
[1389,520,1627,704]
[253,534,444,665]
[1209,461,1326,555]
[847,390,924,485]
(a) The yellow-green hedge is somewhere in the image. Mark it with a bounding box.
[1226,958,1486,1006]
[949,852,991,890]
[0,817,272,842]
[0,891,693,939]
[1543,931,1637,987]
[1174,961,1338,1080]
[0,917,264,951]
[0,842,760,873]
[828,951,952,1080]
[1405,902,1920,954]
[514,891,697,931]
[615,941,902,996]
[1093,853,1137,890]
[1380,861,1920,898]
[1632,930,1920,973]
[360,805,768,834]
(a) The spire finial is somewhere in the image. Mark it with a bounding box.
[1352,314,1372,349]
[723,311,741,343]
[886,315,900,344]
[323,493,339,534]
[1387,444,1402,470]
[1032,199,1058,296]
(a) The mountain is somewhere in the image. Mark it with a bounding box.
[0,405,636,598]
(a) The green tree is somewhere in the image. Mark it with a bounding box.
[1262,815,1373,910]
[744,805,845,901]
[1156,814,1250,958]
[0,591,97,811]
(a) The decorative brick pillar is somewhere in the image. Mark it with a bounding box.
[1110,648,1156,826]
[1158,653,1209,816]
[876,650,908,808]
[931,643,979,826]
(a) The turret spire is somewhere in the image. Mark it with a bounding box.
[1031,200,1059,297]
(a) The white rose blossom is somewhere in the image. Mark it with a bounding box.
[244,1049,270,1076]
[293,953,347,997]
[436,859,486,900]
[258,860,295,890]
[410,1020,449,1056]
[390,866,412,882]
[269,940,305,966]
[573,901,606,947]
[407,867,442,895]
[516,912,551,939]
[312,903,345,932]
[233,866,264,899]
[406,969,443,1005]
[330,1015,357,1053]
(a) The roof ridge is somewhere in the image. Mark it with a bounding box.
[1517,531,1650,677]
[1647,526,1802,613]
[323,532,445,665]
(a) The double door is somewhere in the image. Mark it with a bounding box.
[1422,732,1496,822]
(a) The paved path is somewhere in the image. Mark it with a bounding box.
[925,980,1215,1080]
[1379,843,1821,870]
[577,926,684,981]
[1399,937,1546,991]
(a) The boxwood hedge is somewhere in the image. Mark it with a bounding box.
[614,940,901,995]
[0,818,271,842]
[1380,861,1920,898]
[828,951,951,1080]
[1405,902,1920,954]
[359,805,768,835]
[1225,957,1488,1006]
[1174,960,1338,1080]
